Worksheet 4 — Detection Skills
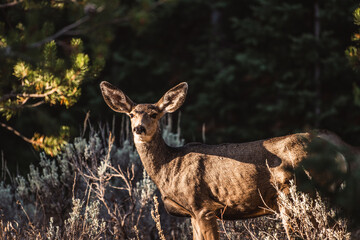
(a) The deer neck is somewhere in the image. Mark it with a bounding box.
[133,129,172,183]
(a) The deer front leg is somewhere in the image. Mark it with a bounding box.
[191,210,219,240]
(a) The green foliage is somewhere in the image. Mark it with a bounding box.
[31,125,70,156]
[2,0,356,170]
[0,0,181,169]
[0,38,88,155]
[0,0,97,157]
[102,0,359,144]
[346,6,360,106]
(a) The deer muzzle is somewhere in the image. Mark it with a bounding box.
[134,125,146,135]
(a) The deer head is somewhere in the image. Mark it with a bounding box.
[100,81,188,142]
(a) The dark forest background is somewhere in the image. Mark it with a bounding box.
[1,0,359,174]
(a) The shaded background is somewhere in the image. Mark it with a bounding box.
[0,0,359,173]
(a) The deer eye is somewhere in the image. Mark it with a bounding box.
[150,113,157,119]
[129,113,134,118]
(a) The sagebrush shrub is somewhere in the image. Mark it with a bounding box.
[0,116,354,239]
[0,116,191,239]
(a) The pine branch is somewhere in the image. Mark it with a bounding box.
[0,121,39,146]
[24,100,45,108]
[0,88,59,103]
[29,16,90,48]
[0,0,23,8]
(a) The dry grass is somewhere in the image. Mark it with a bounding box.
[275,180,350,240]
[218,180,351,240]
[0,119,356,239]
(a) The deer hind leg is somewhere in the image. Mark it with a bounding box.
[191,210,219,240]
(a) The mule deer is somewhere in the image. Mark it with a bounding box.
[100,81,354,240]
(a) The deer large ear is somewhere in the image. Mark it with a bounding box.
[156,82,188,114]
[100,81,135,113]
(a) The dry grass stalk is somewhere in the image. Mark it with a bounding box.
[151,195,166,240]
[275,180,350,240]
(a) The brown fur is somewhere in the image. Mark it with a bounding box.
[100,81,357,240]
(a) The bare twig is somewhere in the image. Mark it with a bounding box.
[218,205,231,240]
[72,172,77,199]
[0,0,22,8]
[0,121,40,146]
[16,200,32,225]
[242,222,260,240]
[71,129,141,238]
[82,111,90,137]
[29,16,90,48]
[0,87,59,103]
[24,100,45,108]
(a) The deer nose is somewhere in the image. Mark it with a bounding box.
[134,125,146,134]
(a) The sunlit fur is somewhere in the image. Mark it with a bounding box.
[100,81,357,240]
[129,104,161,143]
